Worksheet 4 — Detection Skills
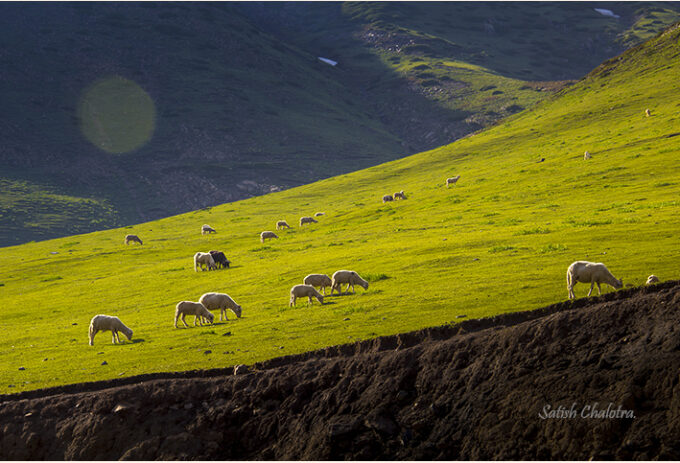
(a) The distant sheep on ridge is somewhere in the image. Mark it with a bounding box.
[446,176,461,187]
[300,216,318,226]
[261,231,279,243]
[202,224,216,234]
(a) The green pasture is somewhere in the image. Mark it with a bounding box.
[1,26,680,394]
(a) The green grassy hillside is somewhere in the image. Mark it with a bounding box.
[1,24,680,394]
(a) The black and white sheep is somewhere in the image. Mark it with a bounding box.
[330,270,369,295]
[566,261,623,299]
[174,301,214,328]
[382,194,394,203]
[393,190,406,200]
[88,315,133,346]
[646,275,660,285]
[209,250,231,269]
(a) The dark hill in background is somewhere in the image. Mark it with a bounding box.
[1,2,679,246]
[2,281,680,459]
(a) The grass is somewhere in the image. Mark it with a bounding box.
[1,24,680,394]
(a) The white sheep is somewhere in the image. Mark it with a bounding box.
[393,190,406,200]
[300,216,318,226]
[174,301,214,328]
[382,194,394,203]
[646,275,660,285]
[290,284,324,306]
[314,212,325,217]
[202,224,216,234]
[566,261,623,299]
[199,292,242,321]
[276,220,291,230]
[261,231,279,243]
[645,108,651,117]
[330,270,369,295]
[584,151,591,160]
[88,315,133,346]
[194,252,216,272]
[303,273,333,295]
[446,176,461,187]
[124,234,142,245]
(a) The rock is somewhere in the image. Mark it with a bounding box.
[18,367,25,370]
[204,350,212,354]
[222,331,232,336]
[456,314,467,319]
[184,403,193,410]
[101,361,108,366]
[234,364,249,375]
[343,317,350,321]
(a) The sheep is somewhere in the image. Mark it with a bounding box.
[209,250,231,269]
[300,216,318,226]
[393,190,406,200]
[446,176,461,187]
[194,252,216,272]
[276,220,291,230]
[645,108,651,117]
[199,292,242,321]
[261,231,279,243]
[290,284,324,306]
[314,212,325,217]
[303,273,333,295]
[566,261,623,299]
[201,224,216,235]
[584,151,591,160]
[382,194,394,203]
[124,234,142,245]
[88,315,133,346]
[174,301,214,328]
[646,275,660,285]
[330,270,369,295]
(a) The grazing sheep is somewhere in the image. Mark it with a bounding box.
[124,234,142,245]
[261,231,279,243]
[199,292,242,321]
[566,261,623,299]
[446,176,461,187]
[89,315,133,346]
[394,190,406,200]
[300,216,318,226]
[584,151,591,160]
[646,275,660,285]
[174,301,214,328]
[276,220,291,230]
[645,108,651,117]
[194,252,216,272]
[382,194,394,203]
[303,273,333,295]
[201,224,216,235]
[314,212,325,217]
[209,250,231,269]
[290,284,324,306]
[330,270,369,295]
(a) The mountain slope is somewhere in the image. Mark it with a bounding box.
[2,2,680,246]
[2,22,680,394]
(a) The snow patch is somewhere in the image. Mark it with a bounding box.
[594,8,620,19]
[318,57,338,66]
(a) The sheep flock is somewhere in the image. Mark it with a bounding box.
[90,147,664,354]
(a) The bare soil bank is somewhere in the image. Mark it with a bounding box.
[2,281,680,460]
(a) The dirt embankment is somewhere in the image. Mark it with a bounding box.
[2,281,680,460]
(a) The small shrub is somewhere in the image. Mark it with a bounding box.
[363,273,389,282]
[538,244,568,253]
[489,245,514,253]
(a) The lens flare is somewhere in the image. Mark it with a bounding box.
[78,76,155,154]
